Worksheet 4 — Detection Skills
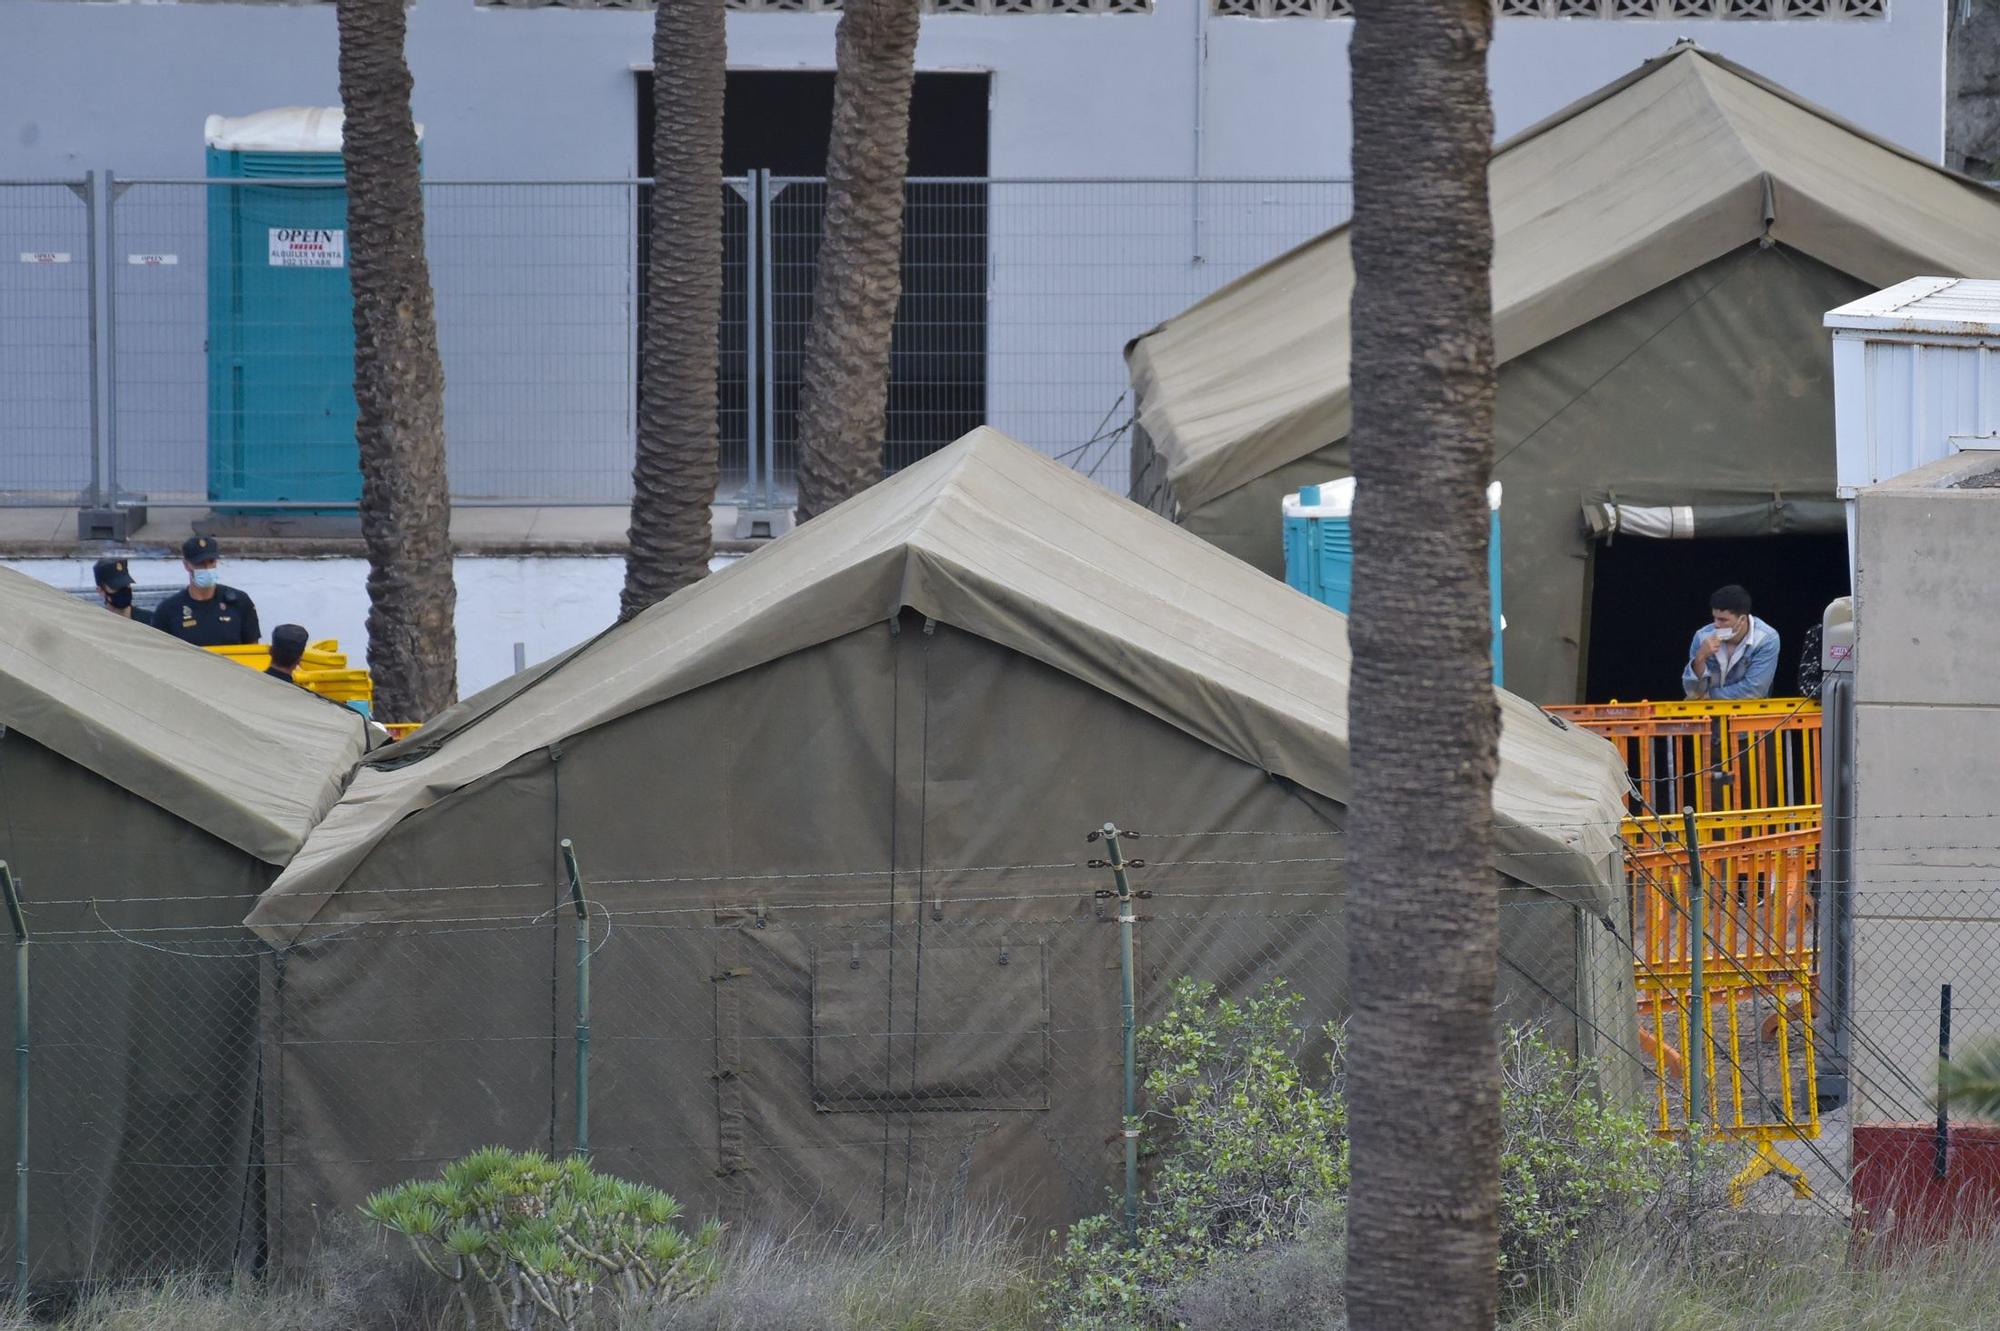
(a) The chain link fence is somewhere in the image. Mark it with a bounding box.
[0,175,1349,511]
[10,807,1992,1288]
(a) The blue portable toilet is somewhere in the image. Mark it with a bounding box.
[1282,477,1506,685]
[204,109,420,511]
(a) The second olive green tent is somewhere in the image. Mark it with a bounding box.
[246,428,1633,1256]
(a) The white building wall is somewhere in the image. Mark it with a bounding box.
[0,0,1950,501]
[0,1,1946,181]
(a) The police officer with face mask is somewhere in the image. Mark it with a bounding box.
[152,535,260,647]
[92,558,152,626]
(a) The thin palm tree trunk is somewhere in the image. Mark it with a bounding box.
[336,0,458,722]
[622,0,726,621]
[1344,3,1502,1328]
[792,0,922,522]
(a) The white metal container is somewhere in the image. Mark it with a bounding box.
[1826,277,2000,568]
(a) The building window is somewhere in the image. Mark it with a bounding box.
[1210,0,1884,15]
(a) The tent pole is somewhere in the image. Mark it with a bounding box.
[1099,824,1140,1245]
[0,863,26,1303]
[560,840,590,1160]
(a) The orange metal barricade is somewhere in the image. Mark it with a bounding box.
[1548,698,1821,816]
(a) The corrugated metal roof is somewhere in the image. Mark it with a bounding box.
[1826,278,2000,337]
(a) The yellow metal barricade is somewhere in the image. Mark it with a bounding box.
[1625,813,1820,1202]
[1554,701,1827,1201]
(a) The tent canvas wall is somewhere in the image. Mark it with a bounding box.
[0,568,370,1284]
[1125,44,2000,705]
[247,429,1632,1253]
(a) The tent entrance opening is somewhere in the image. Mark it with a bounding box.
[1583,533,1849,704]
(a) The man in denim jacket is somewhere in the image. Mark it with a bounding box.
[1682,584,1779,700]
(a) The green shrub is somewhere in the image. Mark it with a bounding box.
[1498,1027,1671,1296]
[1042,979,1347,1331]
[1044,981,1669,1330]
[362,1147,721,1331]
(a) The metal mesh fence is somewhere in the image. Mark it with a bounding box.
[0,176,1349,510]
[109,180,644,508]
[0,181,95,506]
[17,807,1994,1286]
[0,820,1670,1285]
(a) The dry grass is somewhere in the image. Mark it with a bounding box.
[1507,1222,2000,1331]
[633,1205,1041,1331]
[0,1224,443,1331]
[17,1207,2000,1331]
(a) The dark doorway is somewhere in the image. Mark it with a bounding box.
[636,70,990,496]
[1583,534,1851,704]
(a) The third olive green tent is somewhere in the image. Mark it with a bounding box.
[1125,43,2000,704]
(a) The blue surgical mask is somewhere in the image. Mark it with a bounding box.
[193,568,220,591]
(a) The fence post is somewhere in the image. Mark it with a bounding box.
[757,170,779,512]
[102,171,120,508]
[1935,983,1952,1180]
[561,839,591,1160]
[0,863,27,1303]
[1682,807,1705,1131]
[82,173,101,512]
[1096,823,1140,1245]
[741,170,764,510]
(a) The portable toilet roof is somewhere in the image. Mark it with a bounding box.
[204,106,423,154]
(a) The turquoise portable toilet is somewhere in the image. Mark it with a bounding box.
[1281,478,1505,685]
[204,109,419,511]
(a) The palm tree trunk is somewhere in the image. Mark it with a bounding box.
[1344,3,1501,1330]
[621,0,726,621]
[791,0,921,523]
[336,0,458,723]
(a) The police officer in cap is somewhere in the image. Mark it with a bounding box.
[265,624,310,685]
[152,535,261,647]
[92,558,152,626]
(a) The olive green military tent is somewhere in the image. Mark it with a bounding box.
[1126,43,2000,704]
[0,567,371,1283]
[246,428,1631,1251]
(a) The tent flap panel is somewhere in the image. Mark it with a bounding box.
[811,942,1051,1112]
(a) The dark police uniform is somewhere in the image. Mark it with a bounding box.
[151,535,261,647]
[153,586,260,646]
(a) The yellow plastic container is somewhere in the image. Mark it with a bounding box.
[205,639,348,673]
[207,640,372,713]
